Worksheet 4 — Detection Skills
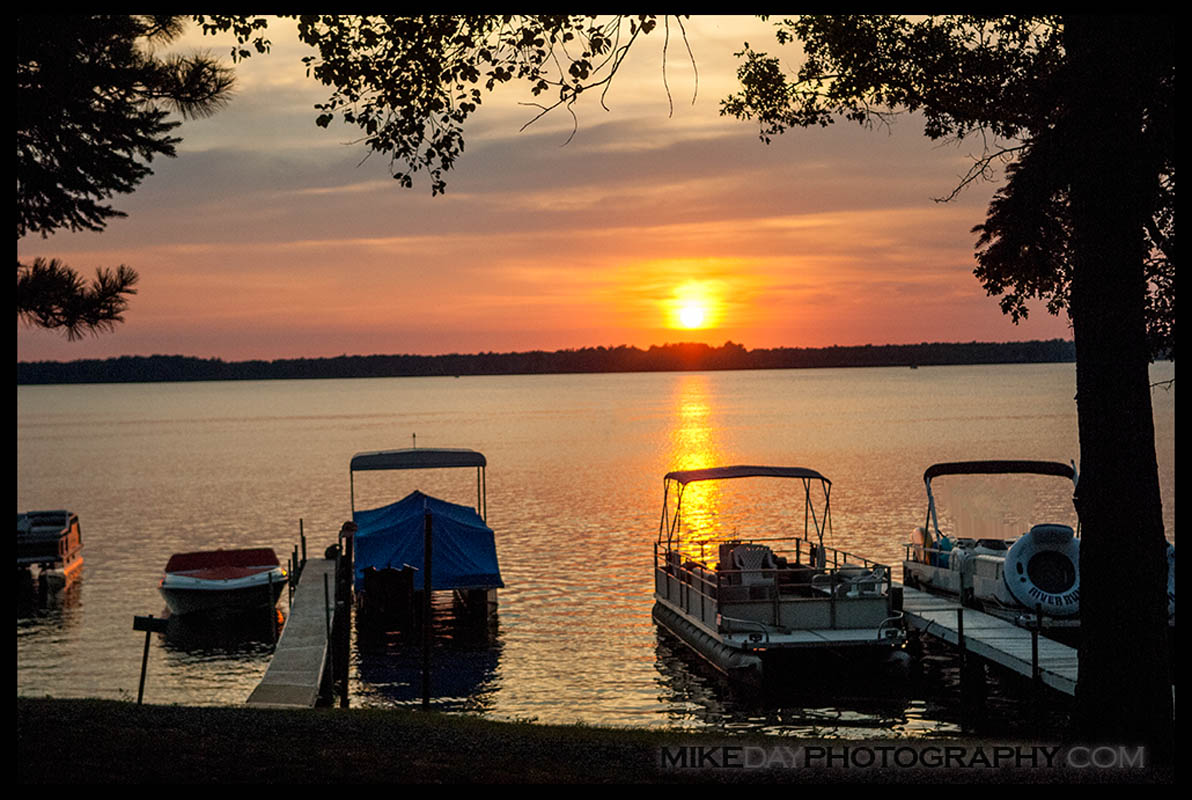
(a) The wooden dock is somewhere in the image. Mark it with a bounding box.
[247,557,338,708]
[899,584,1078,696]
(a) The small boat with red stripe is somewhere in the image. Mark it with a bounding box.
[159,548,287,618]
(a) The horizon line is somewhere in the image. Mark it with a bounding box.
[16,337,1078,366]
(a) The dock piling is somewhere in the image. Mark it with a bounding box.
[422,509,433,710]
[132,614,169,704]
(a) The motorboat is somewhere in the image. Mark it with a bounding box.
[159,548,287,618]
[903,460,1083,635]
[17,510,83,592]
[347,448,503,629]
[652,465,907,688]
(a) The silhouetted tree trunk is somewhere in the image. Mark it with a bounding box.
[1065,15,1172,758]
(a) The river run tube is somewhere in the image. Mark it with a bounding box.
[1003,524,1080,616]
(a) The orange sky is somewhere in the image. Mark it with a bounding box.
[16,16,1074,363]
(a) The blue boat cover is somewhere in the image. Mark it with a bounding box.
[352,491,504,592]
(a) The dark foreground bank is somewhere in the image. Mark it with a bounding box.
[17,698,1170,783]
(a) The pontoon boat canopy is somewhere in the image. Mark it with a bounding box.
[923,459,1078,538]
[665,465,830,485]
[353,490,503,592]
[350,448,487,471]
[924,460,1075,485]
[349,447,487,518]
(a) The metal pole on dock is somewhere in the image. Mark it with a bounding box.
[268,572,277,643]
[324,572,333,704]
[132,615,169,704]
[334,525,353,709]
[422,509,433,710]
[956,606,966,663]
[1032,604,1041,684]
[1032,604,1043,731]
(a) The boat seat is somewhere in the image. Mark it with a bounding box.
[842,565,887,598]
[732,544,777,586]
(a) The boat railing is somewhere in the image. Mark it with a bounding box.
[904,541,962,568]
[657,539,889,582]
[655,541,894,631]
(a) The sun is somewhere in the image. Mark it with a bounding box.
[667,281,721,331]
[677,303,707,329]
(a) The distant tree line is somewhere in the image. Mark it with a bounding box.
[16,339,1080,385]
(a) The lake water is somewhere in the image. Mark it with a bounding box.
[17,363,1175,738]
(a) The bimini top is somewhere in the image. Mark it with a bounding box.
[353,490,503,592]
[924,460,1075,485]
[350,448,486,472]
[664,465,830,486]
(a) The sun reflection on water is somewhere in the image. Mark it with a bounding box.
[664,374,727,563]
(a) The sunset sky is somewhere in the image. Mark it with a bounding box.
[16,16,1074,363]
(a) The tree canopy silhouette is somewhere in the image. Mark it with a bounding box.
[17,15,235,339]
[722,15,1174,359]
[196,15,683,196]
[724,14,1173,753]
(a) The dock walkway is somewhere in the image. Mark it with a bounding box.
[899,584,1078,696]
[247,557,338,708]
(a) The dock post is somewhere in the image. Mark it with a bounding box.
[1032,604,1043,731]
[268,572,277,643]
[422,509,433,710]
[300,518,307,564]
[132,615,169,704]
[956,606,966,664]
[323,572,333,706]
[334,523,355,709]
[1032,604,1041,684]
[137,622,152,704]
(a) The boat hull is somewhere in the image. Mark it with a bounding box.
[160,572,287,617]
[159,549,288,618]
[653,600,910,690]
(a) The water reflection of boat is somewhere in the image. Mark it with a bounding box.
[158,549,287,618]
[354,594,501,710]
[652,465,907,690]
[349,448,503,630]
[17,510,83,593]
[652,626,914,735]
[162,607,285,653]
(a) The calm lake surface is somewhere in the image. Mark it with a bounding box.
[17,363,1175,737]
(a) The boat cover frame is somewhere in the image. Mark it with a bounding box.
[349,447,486,520]
[922,459,1078,540]
[659,464,833,555]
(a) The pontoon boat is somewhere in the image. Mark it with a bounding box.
[652,465,906,688]
[348,448,503,629]
[17,510,83,592]
[903,460,1083,635]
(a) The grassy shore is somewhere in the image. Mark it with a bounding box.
[18,697,1171,783]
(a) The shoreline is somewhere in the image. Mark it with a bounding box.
[17,697,1171,783]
